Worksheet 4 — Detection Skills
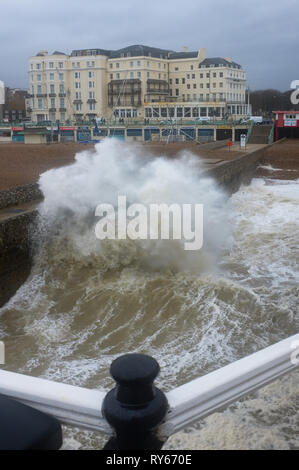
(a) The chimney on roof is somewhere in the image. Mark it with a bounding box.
[197,48,207,63]
[181,46,188,52]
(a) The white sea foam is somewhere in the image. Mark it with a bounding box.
[0,142,298,449]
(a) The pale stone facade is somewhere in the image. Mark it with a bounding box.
[28,46,248,123]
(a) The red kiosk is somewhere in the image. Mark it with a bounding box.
[273,111,299,140]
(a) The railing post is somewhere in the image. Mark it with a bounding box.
[102,353,169,450]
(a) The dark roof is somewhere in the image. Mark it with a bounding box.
[200,57,241,68]
[71,44,173,58]
[110,45,172,59]
[69,45,242,68]
[52,51,66,55]
[168,51,198,59]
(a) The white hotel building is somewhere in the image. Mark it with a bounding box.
[28,45,248,123]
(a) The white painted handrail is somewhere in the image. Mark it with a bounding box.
[0,333,298,438]
[161,333,299,436]
[0,371,111,434]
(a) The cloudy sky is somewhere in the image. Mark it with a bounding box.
[0,0,298,91]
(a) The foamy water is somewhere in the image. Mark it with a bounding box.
[0,140,298,449]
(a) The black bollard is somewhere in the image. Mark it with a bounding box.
[102,353,169,450]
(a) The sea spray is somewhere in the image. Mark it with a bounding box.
[0,142,298,449]
[37,138,232,272]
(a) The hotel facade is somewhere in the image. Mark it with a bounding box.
[27,45,248,123]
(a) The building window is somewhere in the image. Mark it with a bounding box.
[175,67,179,71]
[110,73,113,79]
[116,63,120,68]
[37,74,41,81]
[60,98,65,107]
[50,98,55,107]
[191,65,193,70]
[37,85,42,94]
[192,74,195,79]
[206,73,210,78]
[59,84,64,93]
[116,73,120,79]
[49,62,54,68]
[36,63,41,69]
[187,84,190,89]
[75,72,80,79]
[137,72,141,78]
[75,92,81,99]
[137,60,141,66]
[89,102,95,111]
[88,81,95,88]
[130,61,134,67]
[130,72,134,78]
[50,84,55,93]
[59,73,64,81]
[175,89,179,96]
[182,78,185,84]
[169,79,172,84]
[89,91,95,98]
[75,82,81,89]
[187,74,190,79]
[38,98,43,109]
[75,103,82,111]
[213,72,217,78]
[88,71,94,78]
[175,78,179,84]
[110,63,113,68]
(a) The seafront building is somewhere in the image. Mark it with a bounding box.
[27,45,248,123]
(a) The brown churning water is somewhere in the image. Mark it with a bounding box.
[0,140,298,449]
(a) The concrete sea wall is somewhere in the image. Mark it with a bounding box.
[0,183,42,210]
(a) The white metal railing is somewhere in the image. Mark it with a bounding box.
[0,333,298,439]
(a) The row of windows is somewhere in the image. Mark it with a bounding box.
[33,99,96,111]
[169,91,245,102]
[144,105,247,118]
[169,92,225,101]
[109,71,167,80]
[32,72,65,81]
[31,84,65,94]
[74,81,95,88]
[31,61,96,70]
[170,80,224,89]
[170,72,224,82]
[74,71,95,78]
[109,61,167,69]
[31,62,64,70]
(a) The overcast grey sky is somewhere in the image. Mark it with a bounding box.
[0,0,298,91]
